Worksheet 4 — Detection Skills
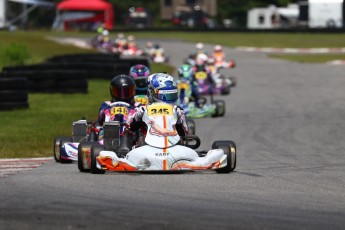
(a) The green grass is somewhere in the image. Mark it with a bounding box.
[0,31,95,69]
[0,62,173,159]
[0,31,174,158]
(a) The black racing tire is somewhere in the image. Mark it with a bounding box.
[54,136,72,163]
[212,100,226,117]
[59,137,74,164]
[78,141,92,172]
[221,85,231,95]
[229,76,237,88]
[0,91,28,102]
[212,140,237,173]
[0,77,28,90]
[90,142,105,174]
[186,118,196,135]
[0,101,29,110]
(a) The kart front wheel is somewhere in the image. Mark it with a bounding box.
[53,136,72,162]
[212,140,237,173]
[57,137,73,164]
[77,141,92,173]
[90,143,105,174]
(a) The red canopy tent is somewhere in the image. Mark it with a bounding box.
[57,0,114,30]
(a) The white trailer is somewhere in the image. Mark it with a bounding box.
[247,4,299,29]
[0,0,6,28]
[308,0,343,28]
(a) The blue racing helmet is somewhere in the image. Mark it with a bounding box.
[129,64,150,95]
[147,73,178,104]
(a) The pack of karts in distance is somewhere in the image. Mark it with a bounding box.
[53,72,237,174]
[184,43,237,95]
[175,43,237,118]
[90,30,169,63]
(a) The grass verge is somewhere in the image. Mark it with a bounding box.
[0,62,173,159]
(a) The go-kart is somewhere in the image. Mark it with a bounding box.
[177,79,225,118]
[120,46,145,58]
[54,101,132,164]
[209,64,237,91]
[54,120,100,163]
[151,48,169,64]
[195,70,231,96]
[82,102,236,174]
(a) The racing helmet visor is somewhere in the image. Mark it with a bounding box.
[111,85,135,100]
[156,89,178,103]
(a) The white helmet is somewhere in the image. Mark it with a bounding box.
[196,53,208,65]
[207,57,215,65]
[102,30,109,36]
[214,45,222,51]
[127,35,135,41]
[196,42,204,50]
[117,33,124,39]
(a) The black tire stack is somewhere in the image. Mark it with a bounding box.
[0,53,150,110]
[0,77,29,110]
[45,53,150,80]
[2,66,88,94]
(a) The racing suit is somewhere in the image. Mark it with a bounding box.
[192,64,215,95]
[127,103,189,145]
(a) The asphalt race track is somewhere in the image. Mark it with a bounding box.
[1,40,345,230]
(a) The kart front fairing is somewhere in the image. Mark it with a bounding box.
[97,144,228,172]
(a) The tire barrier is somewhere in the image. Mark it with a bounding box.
[0,53,150,96]
[1,70,88,93]
[0,77,29,110]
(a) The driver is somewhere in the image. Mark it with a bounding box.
[177,64,201,108]
[127,73,189,139]
[129,64,151,106]
[98,74,136,126]
[193,53,214,84]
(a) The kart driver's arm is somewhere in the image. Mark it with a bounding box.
[127,105,145,132]
[174,105,188,136]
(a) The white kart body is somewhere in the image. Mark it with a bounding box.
[96,103,228,171]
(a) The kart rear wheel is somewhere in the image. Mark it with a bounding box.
[212,140,237,173]
[212,100,225,117]
[77,141,92,173]
[53,136,72,163]
[221,85,231,95]
[186,118,196,135]
[90,142,105,174]
[229,76,237,87]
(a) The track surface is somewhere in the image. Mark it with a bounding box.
[1,40,345,230]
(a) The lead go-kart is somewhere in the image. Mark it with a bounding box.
[78,102,236,174]
[54,101,197,164]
